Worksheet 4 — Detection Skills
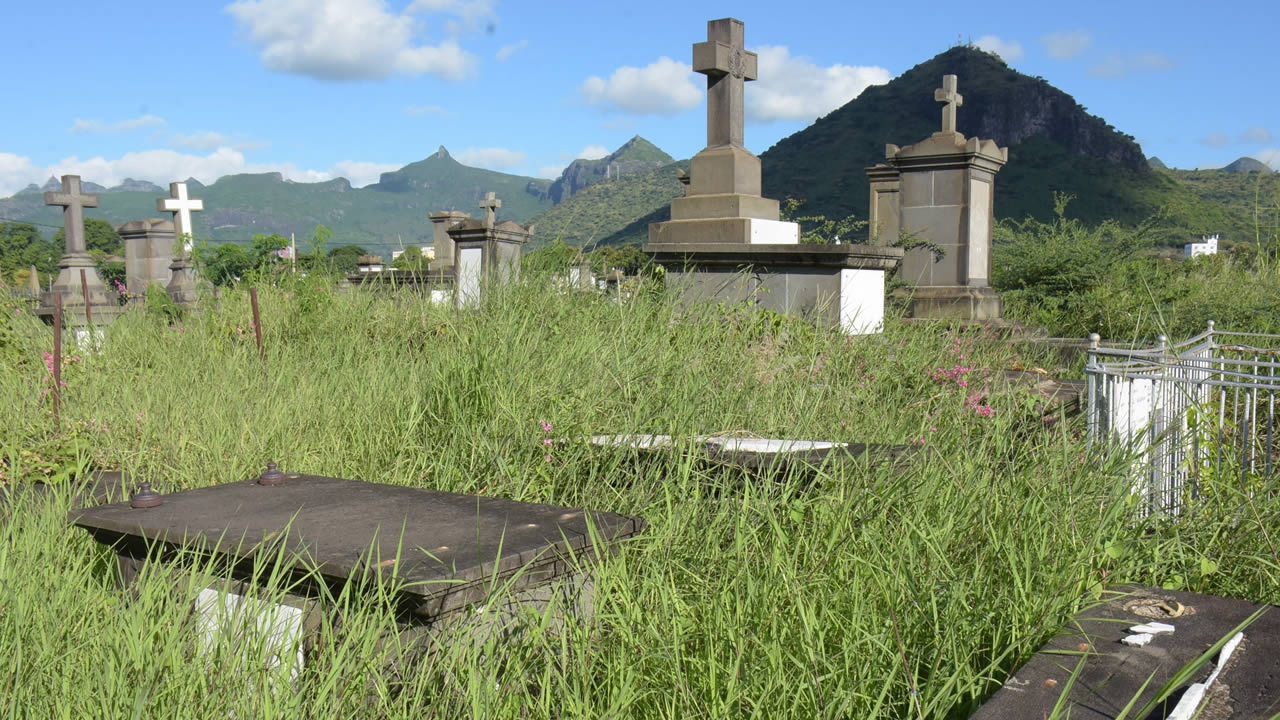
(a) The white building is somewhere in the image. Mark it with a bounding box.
[1184,234,1219,259]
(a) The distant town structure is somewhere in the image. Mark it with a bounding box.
[1185,234,1219,259]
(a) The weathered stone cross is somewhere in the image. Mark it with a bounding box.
[693,18,758,148]
[935,75,963,135]
[44,175,99,255]
[480,191,501,229]
[157,181,204,251]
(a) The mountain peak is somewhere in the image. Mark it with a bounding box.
[1223,156,1273,173]
[544,136,673,204]
[434,145,450,159]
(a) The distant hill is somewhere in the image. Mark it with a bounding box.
[540,136,673,205]
[529,159,688,249]
[1148,157,1168,169]
[0,148,554,255]
[760,45,1226,234]
[1159,167,1280,243]
[1223,156,1274,174]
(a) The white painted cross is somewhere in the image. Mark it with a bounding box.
[480,191,501,229]
[935,75,963,134]
[44,175,99,255]
[157,181,204,252]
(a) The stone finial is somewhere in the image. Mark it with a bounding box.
[44,175,99,255]
[157,182,204,251]
[480,192,502,229]
[935,75,963,135]
[692,18,758,148]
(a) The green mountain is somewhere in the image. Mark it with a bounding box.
[1222,156,1274,174]
[528,159,687,249]
[0,147,553,256]
[541,136,674,204]
[759,45,1230,236]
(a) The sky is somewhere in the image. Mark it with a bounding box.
[1,0,1277,198]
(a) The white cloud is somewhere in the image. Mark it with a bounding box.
[1041,31,1091,60]
[1241,126,1274,144]
[168,131,231,151]
[404,104,453,116]
[330,160,400,188]
[747,46,889,123]
[1199,132,1230,148]
[69,115,166,134]
[1089,52,1174,77]
[974,35,1024,62]
[226,0,474,82]
[577,144,609,160]
[496,39,527,61]
[580,57,702,115]
[1258,148,1280,170]
[406,0,495,35]
[0,147,401,197]
[455,147,527,170]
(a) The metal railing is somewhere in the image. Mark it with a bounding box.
[1086,322,1280,516]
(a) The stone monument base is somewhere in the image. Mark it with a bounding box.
[897,285,1003,322]
[649,217,800,245]
[646,243,903,335]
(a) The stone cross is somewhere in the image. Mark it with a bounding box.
[935,75,963,135]
[44,175,99,255]
[157,182,204,251]
[480,191,501,229]
[693,18,758,148]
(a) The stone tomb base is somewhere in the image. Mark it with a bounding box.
[590,433,917,479]
[646,243,903,335]
[972,586,1280,719]
[71,470,646,672]
[897,284,1003,322]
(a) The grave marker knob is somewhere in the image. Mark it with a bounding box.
[257,461,286,486]
[129,481,163,509]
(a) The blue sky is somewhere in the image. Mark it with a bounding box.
[1,0,1276,198]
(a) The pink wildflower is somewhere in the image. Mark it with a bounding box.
[539,419,552,433]
[543,438,553,446]
[544,454,553,463]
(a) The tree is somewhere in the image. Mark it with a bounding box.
[327,245,369,274]
[392,246,429,271]
[53,218,123,255]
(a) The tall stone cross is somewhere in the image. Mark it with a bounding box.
[693,18,758,148]
[935,75,963,135]
[480,191,501,229]
[158,181,204,251]
[44,175,99,255]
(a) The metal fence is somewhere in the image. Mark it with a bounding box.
[1086,322,1280,516]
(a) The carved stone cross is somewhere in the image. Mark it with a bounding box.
[935,75,963,135]
[44,175,99,255]
[480,191,501,229]
[157,181,204,250]
[693,18,758,148]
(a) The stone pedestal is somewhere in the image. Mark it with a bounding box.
[118,218,176,296]
[648,243,902,334]
[428,210,469,272]
[867,75,1008,322]
[166,254,200,306]
[447,218,531,308]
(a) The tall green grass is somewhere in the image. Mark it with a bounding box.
[1,275,1276,718]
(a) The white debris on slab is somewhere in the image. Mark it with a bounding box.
[1128,622,1175,634]
[1165,631,1245,720]
[707,438,839,454]
[589,434,675,449]
[1121,633,1154,647]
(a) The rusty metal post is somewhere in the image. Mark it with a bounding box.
[52,293,62,430]
[249,287,264,361]
[79,268,91,326]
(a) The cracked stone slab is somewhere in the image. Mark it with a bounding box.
[970,586,1280,719]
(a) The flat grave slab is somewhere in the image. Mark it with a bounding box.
[70,467,646,622]
[971,586,1280,719]
[588,433,917,477]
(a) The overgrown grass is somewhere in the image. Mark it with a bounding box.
[1,275,1277,718]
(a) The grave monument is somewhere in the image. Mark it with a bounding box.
[428,209,469,273]
[448,191,532,308]
[866,75,1008,321]
[117,218,176,297]
[646,18,902,335]
[37,175,123,325]
[71,464,647,665]
[157,181,204,306]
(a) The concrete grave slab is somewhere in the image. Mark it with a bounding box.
[70,470,646,624]
[971,586,1280,720]
[588,433,917,478]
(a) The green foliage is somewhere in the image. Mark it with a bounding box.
[143,282,182,324]
[53,217,122,255]
[528,160,688,250]
[588,245,650,275]
[523,238,581,273]
[780,198,867,244]
[0,221,59,282]
[94,257,126,292]
[326,244,370,274]
[391,245,429,271]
